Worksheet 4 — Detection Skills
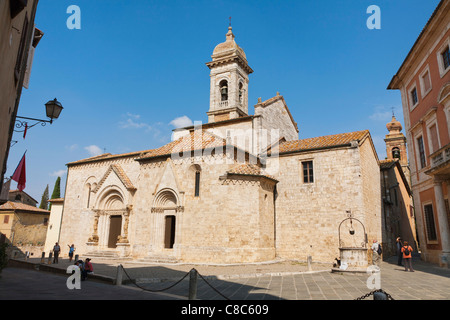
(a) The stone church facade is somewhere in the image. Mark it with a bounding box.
[59,27,381,264]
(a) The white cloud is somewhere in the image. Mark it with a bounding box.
[119,113,152,131]
[369,110,391,121]
[50,169,67,177]
[85,145,103,157]
[170,116,193,129]
[126,112,140,119]
[369,105,402,122]
[65,144,78,151]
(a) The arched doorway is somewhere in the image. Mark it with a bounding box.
[108,215,122,248]
[89,188,130,250]
[151,189,180,253]
[165,215,176,249]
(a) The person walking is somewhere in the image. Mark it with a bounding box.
[396,237,403,266]
[52,242,61,264]
[401,241,414,272]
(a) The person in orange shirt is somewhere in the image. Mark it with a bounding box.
[401,241,414,272]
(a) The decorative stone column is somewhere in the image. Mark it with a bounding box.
[87,210,101,246]
[116,206,132,257]
[434,178,450,267]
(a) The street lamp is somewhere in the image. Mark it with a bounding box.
[44,98,64,124]
[15,98,63,133]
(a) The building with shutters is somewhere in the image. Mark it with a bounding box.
[388,0,450,266]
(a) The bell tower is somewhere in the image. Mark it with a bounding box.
[385,114,410,183]
[206,26,253,123]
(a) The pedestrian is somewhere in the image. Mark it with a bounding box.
[68,244,75,262]
[83,258,94,280]
[396,237,403,266]
[52,242,61,264]
[371,239,381,266]
[75,259,85,280]
[401,241,414,272]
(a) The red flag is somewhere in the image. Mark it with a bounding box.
[23,123,28,139]
[11,152,26,192]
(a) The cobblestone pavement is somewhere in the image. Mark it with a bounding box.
[1,255,449,300]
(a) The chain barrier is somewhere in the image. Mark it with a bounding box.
[196,270,230,300]
[354,289,395,300]
[121,264,393,301]
[120,265,230,300]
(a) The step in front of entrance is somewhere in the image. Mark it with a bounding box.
[83,250,131,261]
[137,255,179,264]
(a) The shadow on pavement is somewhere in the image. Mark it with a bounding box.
[4,258,285,300]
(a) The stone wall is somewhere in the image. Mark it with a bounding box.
[271,138,380,263]
[60,151,276,263]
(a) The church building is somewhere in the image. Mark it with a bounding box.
[58,27,382,264]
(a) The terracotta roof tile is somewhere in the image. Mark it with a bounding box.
[92,164,136,193]
[139,130,228,160]
[226,164,277,181]
[272,130,370,154]
[379,159,396,169]
[111,164,136,190]
[67,149,155,166]
[0,201,50,214]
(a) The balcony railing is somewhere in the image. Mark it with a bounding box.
[428,143,450,174]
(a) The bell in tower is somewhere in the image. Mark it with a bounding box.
[220,80,228,101]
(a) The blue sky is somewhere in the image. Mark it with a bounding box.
[6,0,441,203]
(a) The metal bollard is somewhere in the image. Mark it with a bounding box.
[307,256,313,272]
[74,254,79,262]
[48,252,53,264]
[116,264,123,286]
[188,269,198,300]
[41,252,45,263]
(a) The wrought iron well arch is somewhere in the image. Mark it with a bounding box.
[338,212,368,249]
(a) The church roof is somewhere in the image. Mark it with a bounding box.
[138,129,249,161]
[270,130,371,155]
[92,164,136,193]
[226,163,277,182]
[67,149,155,166]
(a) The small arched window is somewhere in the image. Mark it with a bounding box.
[239,82,243,103]
[85,183,91,208]
[219,80,228,101]
[195,171,201,197]
[190,164,201,197]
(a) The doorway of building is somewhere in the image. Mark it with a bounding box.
[164,215,176,249]
[108,215,122,248]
